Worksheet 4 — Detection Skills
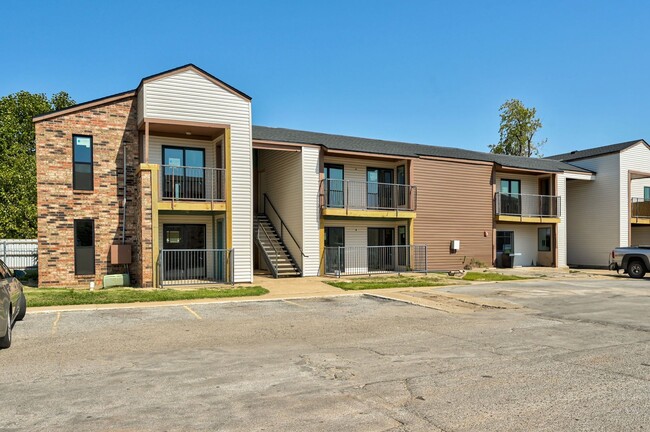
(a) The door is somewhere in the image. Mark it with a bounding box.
[163,224,207,281]
[496,231,515,268]
[397,225,408,268]
[367,168,394,209]
[368,227,395,271]
[538,177,552,216]
[325,227,345,274]
[324,164,344,208]
[396,165,407,208]
[163,147,206,200]
[500,179,521,215]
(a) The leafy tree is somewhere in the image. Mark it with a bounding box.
[489,99,546,157]
[0,91,75,238]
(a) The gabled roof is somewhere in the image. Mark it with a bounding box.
[252,126,592,174]
[546,139,648,162]
[33,64,250,122]
[138,63,251,101]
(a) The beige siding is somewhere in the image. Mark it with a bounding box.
[412,158,493,269]
[566,154,620,266]
[302,147,322,276]
[258,150,303,266]
[323,156,406,183]
[495,172,541,195]
[557,174,568,267]
[142,68,252,282]
[631,225,650,245]
[496,223,553,267]
[149,136,218,169]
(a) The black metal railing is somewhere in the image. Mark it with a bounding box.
[321,179,417,211]
[255,221,282,278]
[495,192,560,218]
[324,245,427,277]
[159,248,233,286]
[160,165,225,202]
[631,198,650,219]
[262,193,306,274]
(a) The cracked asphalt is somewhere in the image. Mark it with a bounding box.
[1,278,649,431]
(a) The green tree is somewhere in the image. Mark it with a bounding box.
[489,99,546,157]
[0,91,75,238]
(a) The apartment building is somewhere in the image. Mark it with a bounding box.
[34,64,597,288]
[548,140,650,267]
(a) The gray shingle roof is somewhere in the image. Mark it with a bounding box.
[253,126,591,173]
[546,140,647,162]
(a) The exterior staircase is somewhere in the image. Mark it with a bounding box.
[254,214,301,278]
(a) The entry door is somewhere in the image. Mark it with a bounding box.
[368,228,395,271]
[163,224,207,280]
[538,177,552,216]
[163,147,206,200]
[397,225,408,267]
[325,227,345,274]
[367,168,394,209]
[496,230,515,268]
[324,164,344,208]
[396,165,407,208]
[500,179,521,215]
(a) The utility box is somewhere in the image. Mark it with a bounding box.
[103,273,130,288]
[450,240,460,252]
[111,244,132,264]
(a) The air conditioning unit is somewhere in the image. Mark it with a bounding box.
[103,273,130,288]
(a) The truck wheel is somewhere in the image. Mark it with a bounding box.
[16,294,26,321]
[627,260,646,279]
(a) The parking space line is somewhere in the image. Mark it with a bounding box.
[51,312,61,335]
[282,300,307,308]
[183,305,202,320]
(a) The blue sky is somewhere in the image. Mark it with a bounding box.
[1,0,648,156]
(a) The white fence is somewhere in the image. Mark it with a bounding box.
[1,239,38,270]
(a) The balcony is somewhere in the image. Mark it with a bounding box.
[320,179,417,218]
[158,165,226,211]
[495,192,561,223]
[631,198,650,224]
[324,245,427,276]
[159,248,233,286]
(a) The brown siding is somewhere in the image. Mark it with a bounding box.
[412,158,493,269]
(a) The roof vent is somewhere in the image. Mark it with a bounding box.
[570,150,577,154]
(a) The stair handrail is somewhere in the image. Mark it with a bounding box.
[262,193,308,260]
[256,220,280,278]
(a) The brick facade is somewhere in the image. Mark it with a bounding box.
[36,98,145,287]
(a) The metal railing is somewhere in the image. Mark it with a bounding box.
[0,239,37,270]
[495,192,560,218]
[262,193,306,274]
[631,198,650,220]
[160,165,225,202]
[321,179,417,211]
[159,248,233,286]
[255,222,281,278]
[324,245,428,277]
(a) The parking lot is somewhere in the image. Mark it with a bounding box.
[1,277,649,431]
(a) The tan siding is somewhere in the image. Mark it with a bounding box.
[412,158,493,269]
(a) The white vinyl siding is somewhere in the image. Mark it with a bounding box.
[258,150,303,268]
[565,153,620,266]
[142,69,252,282]
[630,178,650,200]
[496,223,542,267]
[620,143,650,247]
[556,174,568,267]
[302,147,321,276]
[149,136,219,169]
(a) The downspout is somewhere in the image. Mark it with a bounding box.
[122,140,127,244]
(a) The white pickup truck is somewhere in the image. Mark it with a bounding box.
[609,246,650,278]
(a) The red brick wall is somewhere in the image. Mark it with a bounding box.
[35,98,144,287]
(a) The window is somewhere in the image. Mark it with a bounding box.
[538,228,552,252]
[496,231,514,253]
[74,219,95,275]
[73,135,93,190]
[500,179,521,195]
[645,187,650,202]
[324,164,344,208]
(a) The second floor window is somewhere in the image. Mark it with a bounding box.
[645,186,650,202]
[73,135,93,190]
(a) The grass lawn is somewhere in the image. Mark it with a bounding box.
[462,272,530,282]
[326,275,461,290]
[24,286,269,307]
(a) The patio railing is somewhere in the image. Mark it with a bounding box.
[159,248,233,286]
[495,192,560,218]
[321,179,417,211]
[160,165,225,202]
[324,245,427,277]
[631,198,650,219]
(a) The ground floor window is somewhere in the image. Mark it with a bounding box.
[496,231,514,254]
[538,227,552,251]
[74,219,95,275]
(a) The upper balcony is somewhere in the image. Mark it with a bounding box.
[320,179,417,218]
[158,165,226,211]
[495,192,561,223]
[631,198,650,224]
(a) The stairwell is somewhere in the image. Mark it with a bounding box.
[254,214,301,278]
